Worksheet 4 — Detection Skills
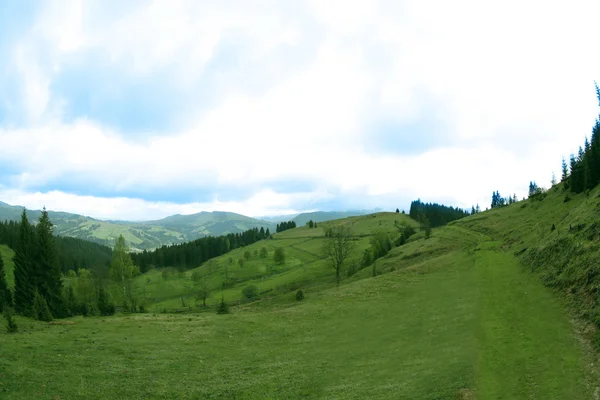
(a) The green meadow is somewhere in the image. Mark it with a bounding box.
[2,189,600,398]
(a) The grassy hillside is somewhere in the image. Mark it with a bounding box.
[0,203,274,251]
[292,210,367,226]
[1,198,599,398]
[129,212,416,311]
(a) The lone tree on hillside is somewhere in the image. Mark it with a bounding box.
[323,225,355,284]
[109,235,140,311]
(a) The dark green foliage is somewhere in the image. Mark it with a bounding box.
[551,224,556,232]
[238,258,245,268]
[63,286,78,317]
[372,261,377,277]
[0,219,112,277]
[242,285,259,299]
[0,254,12,313]
[295,289,304,301]
[424,221,432,239]
[216,296,229,314]
[276,221,296,233]
[12,209,34,315]
[409,200,469,227]
[259,247,268,258]
[361,249,374,268]
[395,208,400,213]
[4,308,17,333]
[564,194,572,203]
[273,247,285,265]
[35,208,64,317]
[131,226,268,272]
[33,290,53,322]
[307,220,314,228]
[97,286,115,316]
[243,250,251,260]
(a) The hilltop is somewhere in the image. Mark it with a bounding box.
[0,202,276,250]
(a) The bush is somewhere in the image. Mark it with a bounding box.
[216,296,229,314]
[242,285,259,299]
[259,247,268,258]
[238,258,245,268]
[564,194,572,203]
[4,308,17,333]
[273,247,285,265]
[244,251,251,260]
[296,290,304,301]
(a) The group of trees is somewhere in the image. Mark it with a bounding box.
[276,221,296,233]
[7,209,65,319]
[130,227,271,273]
[562,85,600,193]
[0,219,113,277]
[409,200,470,228]
[491,191,518,208]
[306,220,318,228]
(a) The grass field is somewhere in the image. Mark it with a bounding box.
[1,198,599,398]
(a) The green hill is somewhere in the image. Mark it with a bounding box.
[2,190,600,398]
[0,202,275,251]
[292,210,369,226]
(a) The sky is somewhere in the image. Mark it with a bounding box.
[1,0,600,221]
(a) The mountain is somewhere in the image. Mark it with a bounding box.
[0,203,275,251]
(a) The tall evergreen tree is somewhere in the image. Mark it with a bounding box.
[35,208,64,317]
[13,209,34,315]
[0,254,12,313]
[561,157,570,184]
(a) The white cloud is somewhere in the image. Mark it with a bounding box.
[1,0,600,219]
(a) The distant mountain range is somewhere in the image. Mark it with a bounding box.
[0,202,379,250]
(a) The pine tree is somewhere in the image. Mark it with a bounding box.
[35,208,64,317]
[33,290,53,321]
[13,209,34,315]
[561,157,570,185]
[0,254,12,313]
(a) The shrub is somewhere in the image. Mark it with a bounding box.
[238,258,245,268]
[551,224,556,232]
[244,251,251,260]
[273,247,285,265]
[564,194,572,203]
[259,247,268,258]
[4,308,17,333]
[242,285,259,299]
[216,296,229,314]
[296,290,304,301]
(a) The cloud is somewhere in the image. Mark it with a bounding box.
[1,0,600,219]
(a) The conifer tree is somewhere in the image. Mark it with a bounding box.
[13,209,34,315]
[35,208,64,317]
[33,290,53,321]
[561,157,570,184]
[0,254,12,313]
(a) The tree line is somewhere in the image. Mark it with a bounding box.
[276,221,296,233]
[0,218,113,277]
[409,200,471,228]
[130,226,271,273]
[561,84,600,193]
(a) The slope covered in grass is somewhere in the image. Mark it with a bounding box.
[1,201,598,398]
[129,212,417,311]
